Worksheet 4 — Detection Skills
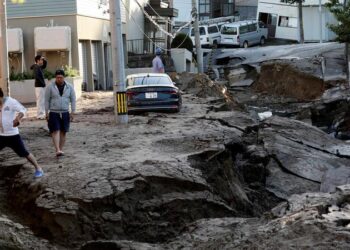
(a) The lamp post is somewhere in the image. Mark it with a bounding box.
[0,0,9,95]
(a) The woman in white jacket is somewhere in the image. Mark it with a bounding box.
[0,88,43,178]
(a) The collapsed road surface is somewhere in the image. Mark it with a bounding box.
[1,70,350,249]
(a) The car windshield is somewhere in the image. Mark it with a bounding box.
[127,75,172,87]
[221,26,237,35]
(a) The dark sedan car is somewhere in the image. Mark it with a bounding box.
[126,73,182,113]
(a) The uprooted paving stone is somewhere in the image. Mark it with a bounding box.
[259,116,350,198]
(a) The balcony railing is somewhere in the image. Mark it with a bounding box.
[127,38,166,55]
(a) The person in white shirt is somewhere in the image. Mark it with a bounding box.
[0,88,43,178]
[152,48,165,73]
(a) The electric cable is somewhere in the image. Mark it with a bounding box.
[122,0,192,53]
[144,2,173,26]
[134,0,175,38]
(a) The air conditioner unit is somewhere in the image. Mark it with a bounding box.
[7,28,23,53]
[34,26,71,51]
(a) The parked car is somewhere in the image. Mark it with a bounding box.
[126,73,182,113]
[190,24,221,48]
[220,20,268,48]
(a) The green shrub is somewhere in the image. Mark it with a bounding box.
[10,71,33,81]
[43,69,55,80]
[63,65,80,77]
[171,33,193,52]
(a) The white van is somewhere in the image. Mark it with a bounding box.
[220,20,268,48]
[190,24,221,48]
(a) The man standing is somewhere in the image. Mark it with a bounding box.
[45,70,76,157]
[30,55,47,119]
[152,48,165,73]
[0,88,43,178]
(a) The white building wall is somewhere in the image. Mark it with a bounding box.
[173,0,193,22]
[126,0,147,40]
[258,0,341,41]
[76,0,127,23]
[77,0,109,19]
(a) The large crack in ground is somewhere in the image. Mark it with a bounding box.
[0,128,284,248]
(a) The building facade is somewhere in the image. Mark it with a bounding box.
[235,0,258,20]
[257,0,341,42]
[7,0,176,91]
[7,0,124,91]
[198,0,235,20]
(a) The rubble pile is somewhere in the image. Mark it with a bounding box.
[176,72,241,110]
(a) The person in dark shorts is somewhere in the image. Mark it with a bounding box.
[30,55,47,119]
[0,88,43,178]
[45,69,76,157]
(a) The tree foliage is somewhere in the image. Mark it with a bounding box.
[171,33,193,52]
[325,0,350,43]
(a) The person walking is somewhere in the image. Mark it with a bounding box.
[152,48,165,73]
[0,88,43,178]
[45,69,76,157]
[30,55,47,119]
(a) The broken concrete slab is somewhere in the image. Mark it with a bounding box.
[320,166,350,193]
[230,78,254,87]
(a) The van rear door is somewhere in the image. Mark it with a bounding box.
[191,26,210,47]
[220,25,239,46]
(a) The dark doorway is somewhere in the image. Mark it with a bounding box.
[259,12,277,38]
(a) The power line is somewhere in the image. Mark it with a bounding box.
[145,2,173,26]
[134,0,175,38]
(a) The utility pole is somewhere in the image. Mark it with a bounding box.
[344,0,350,87]
[110,0,128,124]
[318,0,322,43]
[192,0,203,73]
[0,0,9,95]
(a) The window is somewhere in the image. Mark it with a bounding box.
[221,26,237,35]
[239,25,249,34]
[127,76,172,87]
[208,25,219,34]
[192,27,207,36]
[222,2,234,16]
[199,0,210,15]
[248,23,257,32]
[278,16,297,28]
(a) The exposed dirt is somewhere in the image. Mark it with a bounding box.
[254,61,326,101]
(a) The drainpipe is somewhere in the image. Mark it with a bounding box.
[319,0,322,43]
[0,0,9,95]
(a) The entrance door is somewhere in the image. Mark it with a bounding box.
[259,12,277,38]
[78,41,88,91]
[91,42,100,90]
[104,43,113,90]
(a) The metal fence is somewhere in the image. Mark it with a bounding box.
[127,38,166,55]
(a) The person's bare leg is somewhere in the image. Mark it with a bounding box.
[59,131,66,152]
[26,153,43,171]
[51,131,61,154]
